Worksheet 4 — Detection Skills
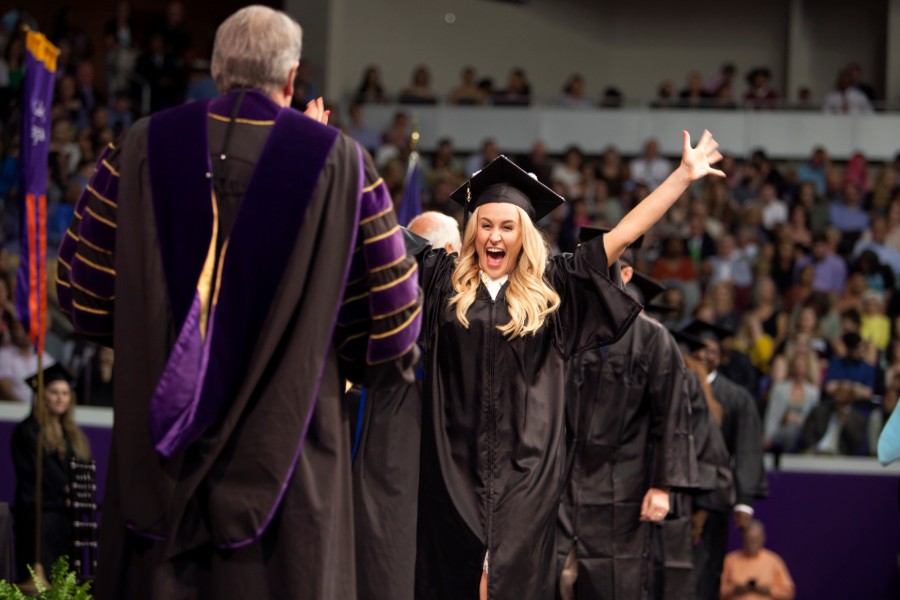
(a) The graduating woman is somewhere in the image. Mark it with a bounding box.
[414,130,725,600]
[11,364,92,580]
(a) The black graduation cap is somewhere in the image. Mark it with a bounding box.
[450,155,564,228]
[670,328,707,353]
[579,226,644,265]
[682,320,734,344]
[627,271,665,304]
[25,363,74,394]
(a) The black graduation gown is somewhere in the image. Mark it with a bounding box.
[347,378,422,600]
[557,314,696,600]
[653,371,733,600]
[415,238,641,600]
[694,373,767,600]
[10,416,76,581]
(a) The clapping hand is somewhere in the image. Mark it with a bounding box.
[304,97,330,125]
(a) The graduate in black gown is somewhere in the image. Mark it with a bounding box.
[11,364,91,581]
[654,331,734,600]
[678,321,768,600]
[348,222,459,600]
[557,233,697,600]
[414,130,726,600]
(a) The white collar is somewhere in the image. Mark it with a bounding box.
[706,370,718,384]
[480,271,509,301]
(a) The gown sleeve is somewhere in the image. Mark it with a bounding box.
[730,384,769,506]
[418,248,456,356]
[647,326,697,490]
[546,235,642,358]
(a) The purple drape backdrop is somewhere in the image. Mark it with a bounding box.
[1,422,897,598]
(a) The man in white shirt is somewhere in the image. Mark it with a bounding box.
[758,183,788,231]
[630,138,672,190]
[0,315,56,403]
[822,69,874,115]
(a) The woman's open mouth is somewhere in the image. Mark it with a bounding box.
[485,247,506,268]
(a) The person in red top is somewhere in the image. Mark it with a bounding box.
[720,520,795,600]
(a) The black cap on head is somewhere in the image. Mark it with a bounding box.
[579,226,644,265]
[628,271,665,305]
[450,155,564,228]
[670,328,707,353]
[682,320,734,344]
[842,332,862,350]
[25,363,74,394]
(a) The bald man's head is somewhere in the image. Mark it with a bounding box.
[408,211,462,254]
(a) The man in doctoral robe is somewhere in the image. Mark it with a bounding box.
[678,320,768,600]
[558,229,697,600]
[56,7,421,599]
[347,211,461,600]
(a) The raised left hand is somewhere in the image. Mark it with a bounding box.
[640,487,670,522]
[680,129,726,182]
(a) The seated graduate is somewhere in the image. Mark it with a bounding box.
[11,364,91,581]
[414,130,725,600]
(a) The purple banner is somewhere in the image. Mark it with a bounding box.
[16,32,59,354]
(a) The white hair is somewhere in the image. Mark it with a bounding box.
[408,211,462,253]
[211,6,302,95]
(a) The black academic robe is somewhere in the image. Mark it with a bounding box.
[694,373,767,600]
[557,314,696,600]
[88,99,417,600]
[415,239,641,600]
[347,379,422,600]
[653,371,733,600]
[10,416,76,581]
[718,351,759,403]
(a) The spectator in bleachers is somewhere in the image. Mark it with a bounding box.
[345,102,380,152]
[464,137,499,178]
[493,67,531,106]
[677,70,710,109]
[771,236,799,297]
[107,90,134,134]
[764,353,820,453]
[750,276,787,346]
[598,146,627,196]
[381,110,410,150]
[558,73,593,109]
[794,86,816,111]
[787,204,814,249]
[794,232,847,296]
[859,290,890,352]
[56,74,88,131]
[599,86,623,108]
[853,217,900,276]
[758,183,788,231]
[355,65,389,104]
[866,164,898,213]
[794,181,829,235]
[652,235,699,286]
[886,198,900,251]
[709,281,741,331]
[428,137,464,185]
[847,62,877,104]
[869,372,898,455]
[704,62,736,98]
[161,1,190,60]
[685,209,718,265]
[48,118,81,185]
[184,59,218,102]
[590,179,625,225]
[75,346,115,407]
[630,138,671,190]
[709,235,754,299]
[550,145,584,198]
[845,152,871,193]
[135,31,181,113]
[828,182,869,240]
[650,80,676,108]
[0,313,56,404]
[74,61,98,113]
[720,520,795,599]
[823,68,873,115]
[399,65,437,105]
[0,32,24,92]
[744,67,778,110]
[711,81,738,110]
[796,147,830,196]
[517,141,552,184]
[448,66,485,105]
[103,1,136,97]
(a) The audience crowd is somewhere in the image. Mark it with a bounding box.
[0,5,896,461]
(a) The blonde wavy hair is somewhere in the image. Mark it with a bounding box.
[37,383,91,462]
[449,205,560,338]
